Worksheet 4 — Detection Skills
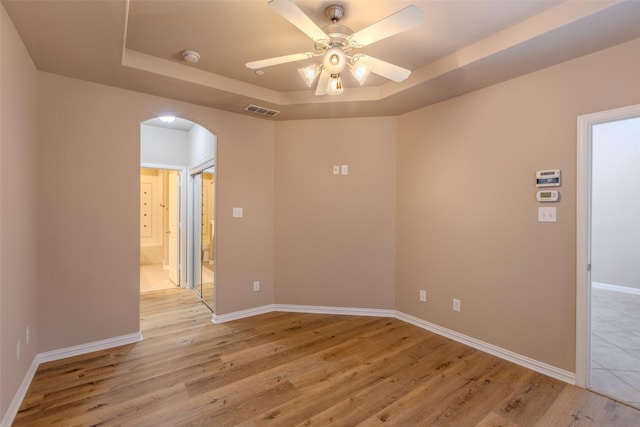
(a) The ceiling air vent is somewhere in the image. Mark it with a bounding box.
[244,104,280,118]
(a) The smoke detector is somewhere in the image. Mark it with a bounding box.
[182,50,200,63]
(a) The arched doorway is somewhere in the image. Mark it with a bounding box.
[140,116,217,311]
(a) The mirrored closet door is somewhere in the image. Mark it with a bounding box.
[191,167,215,310]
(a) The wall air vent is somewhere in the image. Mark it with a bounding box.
[244,104,280,118]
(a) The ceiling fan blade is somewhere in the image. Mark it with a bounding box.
[358,55,411,82]
[246,52,315,69]
[269,0,329,43]
[315,68,330,96]
[348,5,425,48]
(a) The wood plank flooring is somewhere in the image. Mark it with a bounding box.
[14,289,640,426]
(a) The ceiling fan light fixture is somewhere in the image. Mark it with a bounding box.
[298,64,320,87]
[323,46,346,74]
[327,74,344,96]
[350,61,372,85]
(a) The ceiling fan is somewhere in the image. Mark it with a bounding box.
[246,0,425,96]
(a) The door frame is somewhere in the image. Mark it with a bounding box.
[141,163,189,288]
[575,103,640,387]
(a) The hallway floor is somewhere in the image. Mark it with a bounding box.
[591,286,640,408]
[140,263,178,293]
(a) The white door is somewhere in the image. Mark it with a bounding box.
[168,171,180,285]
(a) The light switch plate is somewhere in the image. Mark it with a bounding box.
[538,207,556,222]
[341,165,348,175]
[332,165,340,175]
[233,207,243,218]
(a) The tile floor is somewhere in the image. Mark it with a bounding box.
[140,263,178,293]
[591,286,640,408]
[140,263,214,309]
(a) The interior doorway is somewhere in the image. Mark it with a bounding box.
[140,116,217,310]
[577,104,640,408]
[140,167,181,293]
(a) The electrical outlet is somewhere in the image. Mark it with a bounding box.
[453,298,461,312]
[419,290,427,302]
[26,326,30,345]
[17,340,21,360]
[253,281,260,291]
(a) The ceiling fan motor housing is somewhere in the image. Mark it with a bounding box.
[324,4,345,22]
[321,4,352,48]
[322,23,353,47]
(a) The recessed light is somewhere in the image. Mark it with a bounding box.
[159,116,176,123]
[182,50,200,63]
[255,69,265,76]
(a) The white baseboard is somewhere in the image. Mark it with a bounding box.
[1,331,143,427]
[212,305,275,323]
[1,356,39,427]
[211,304,395,324]
[395,312,575,385]
[273,304,396,318]
[592,281,640,296]
[38,331,143,363]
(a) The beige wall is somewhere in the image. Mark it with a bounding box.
[274,118,397,309]
[396,38,640,371]
[0,5,40,418]
[36,71,276,352]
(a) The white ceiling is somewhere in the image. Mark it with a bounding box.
[4,0,640,120]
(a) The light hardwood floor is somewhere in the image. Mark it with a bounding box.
[14,289,640,426]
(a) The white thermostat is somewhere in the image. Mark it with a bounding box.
[536,170,561,187]
[537,190,559,202]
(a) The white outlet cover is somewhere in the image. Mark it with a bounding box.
[419,290,427,302]
[341,165,348,175]
[233,207,243,218]
[332,165,340,175]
